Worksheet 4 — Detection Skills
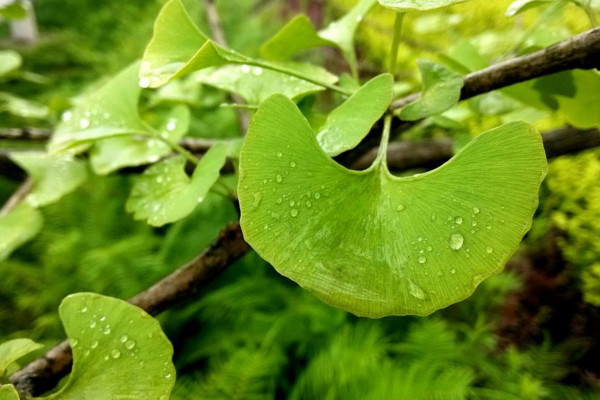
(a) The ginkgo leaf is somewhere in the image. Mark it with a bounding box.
[0,339,43,377]
[0,203,43,261]
[9,152,87,207]
[238,94,546,317]
[0,92,48,119]
[0,50,22,77]
[0,385,19,400]
[377,0,469,12]
[261,0,376,75]
[555,69,600,129]
[126,144,227,227]
[139,0,247,89]
[194,63,337,105]
[317,74,393,156]
[44,293,175,399]
[49,62,149,153]
[505,0,555,16]
[398,60,463,121]
[89,105,191,175]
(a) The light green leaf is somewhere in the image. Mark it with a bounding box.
[44,293,174,399]
[90,105,191,175]
[194,62,337,105]
[317,74,393,156]
[0,339,43,377]
[0,203,43,261]
[139,0,247,89]
[398,60,463,121]
[0,0,26,20]
[0,92,48,119]
[505,0,556,16]
[126,144,227,227]
[377,0,469,12]
[238,95,546,317]
[556,70,600,129]
[0,385,19,400]
[49,62,149,153]
[261,0,376,75]
[9,152,87,207]
[0,50,22,77]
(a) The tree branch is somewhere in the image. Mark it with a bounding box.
[391,27,600,110]
[9,222,249,397]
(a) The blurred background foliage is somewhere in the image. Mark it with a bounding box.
[1,0,600,398]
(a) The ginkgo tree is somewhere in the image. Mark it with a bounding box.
[0,0,598,397]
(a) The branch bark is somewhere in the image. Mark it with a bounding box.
[391,27,600,110]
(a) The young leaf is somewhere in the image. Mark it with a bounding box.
[0,50,22,77]
[139,0,247,89]
[126,144,227,227]
[261,0,376,75]
[194,63,337,105]
[505,0,555,17]
[238,95,547,317]
[555,70,600,129]
[0,92,48,119]
[0,385,19,400]
[44,293,175,399]
[398,60,463,121]
[0,338,43,377]
[49,62,149,153]
[377,0,469,12]
[89,105,191,175]
[0,203,43,261]
[9,152,87,207]
[317,74,393,156]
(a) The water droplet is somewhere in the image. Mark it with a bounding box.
[454,216,463,225]
[252,67,263,75]
[449,233,464,250]
[431,215,437,221]
[314,192,321,200]
[252,192,262,208]
[473,207,480,214]
[355,14,363,22]
[125,340,136,350]
[276,174,283,183]
[450,268,456,274]
[104,355,109,361]
[103,326,111,335]
[276,197,282,204]
[165,374,172,379]
[409,280,427,300]
[70,339,79,347]
[120,335,128,343]
[111,349,121,359]
[486,246,493,254]
[79,118,90,129]
[99,316,106,322]
[289,200,295,206]
[417,236,423,242]
[472,221,477,227]
[89,320,97,328]
[80,306,87,313]
[197,196,204,203]
[277,152,282,157]
[241,64,250,73]
[290,161,296,168]
[139,77,151,88]
[152,203,161,212]
[62,111,73,122]
[397,204,405,211]
[290,209,299,217]
[486,225,491,230]
[426,245,433,252]
[306,200,312,208]
[418,256,427,264]
[91,340,99,349]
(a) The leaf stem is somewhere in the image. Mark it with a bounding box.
[153,134,198,165]
[389,13,404,77]
[375,114,392,167]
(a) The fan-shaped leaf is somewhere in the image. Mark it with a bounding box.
[126,144,227,227]
[377,0,469,12]
[43,293,175,399]
[0,385,19,400]
[556,70,600,129]
[0,50,22,77]
[0,338,43,377]
[238,94,546,317]
[89,105,191,175]
[0,203,43,261]
[9,152,87,207]
[49,62,149,153]
[317,74,393,156]
[398,60,463,121]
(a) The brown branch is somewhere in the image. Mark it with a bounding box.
[352,126,600,171]
[391,27,600,110]
[10,222,249,397]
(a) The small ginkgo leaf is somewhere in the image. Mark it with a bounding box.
[139,0,247,89]
[44,293,175,399]
[90,105,191,175]
[261,0,376,74]
[398,60,463,121]
[555,69,600,129]
[505,0,555,16]
[377,0,469,12]
[0,203,43,261]
[317,74,393,156]
[126,144,227,227]
[194,63,337,105]
[0,92,48,119]
[0,339,43,377]
[238,95,546,317]
[9,152,87,207]
[0,385,19,400]
[0,50,22,77]
[50,63,149,153]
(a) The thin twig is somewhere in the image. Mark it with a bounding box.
[0,177,33,217]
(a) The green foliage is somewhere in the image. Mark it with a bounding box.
[0,338,42,377]
[0,51,22,78]
[377,0,470,12]
[0,203,43,262]
[0,385,19,400]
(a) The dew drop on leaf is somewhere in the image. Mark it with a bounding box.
[454,216,463,225]
[409,280,427,300]
[290,209,299,217]
[417,256,427,264]
[125,340,136,350]
[314,192,321,200]
[473,207,480,214]
[111,349,121,359]
[449,233,464,250]
[276,174,283,183]
[120,335,128,343]
[91,340,99,349]
[486,246,493,253]
[70,339,79,347]
[396,204,405,211]
[450,268,457,274]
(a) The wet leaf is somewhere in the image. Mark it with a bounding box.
[238,95,547,317]
[126,144,227,227]
[317,74,393,156]
[0,203,43,261]
[398,60,463,121]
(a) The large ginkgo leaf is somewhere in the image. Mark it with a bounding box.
[0,385,18,400]
[238,95,546,317]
